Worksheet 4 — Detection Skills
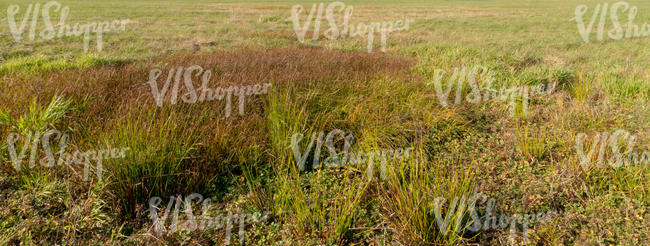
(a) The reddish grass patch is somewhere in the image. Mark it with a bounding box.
[0,47,414,216]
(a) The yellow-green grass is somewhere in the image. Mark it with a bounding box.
[0,0,648,245]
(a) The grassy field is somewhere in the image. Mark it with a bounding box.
[0,0,648,245]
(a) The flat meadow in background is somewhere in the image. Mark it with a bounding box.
[0,0,648,245]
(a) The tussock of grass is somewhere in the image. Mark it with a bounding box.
[601,73,649,103]
[0,95,73,181]
[101,106,200,216]
[515,124,553,163]
[380,149,475,244]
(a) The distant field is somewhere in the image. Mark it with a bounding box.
[0,0,648,245]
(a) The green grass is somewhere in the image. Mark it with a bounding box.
[0,0,648,245]
[0,54,121,75]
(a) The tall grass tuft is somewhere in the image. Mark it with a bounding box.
[0,95,73,181]
[239,144,273,212]
[102,106,200,217]
[0,95,73,134]
[266,88,370,243]
[515,124,552,163]
[380,146,475,245]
